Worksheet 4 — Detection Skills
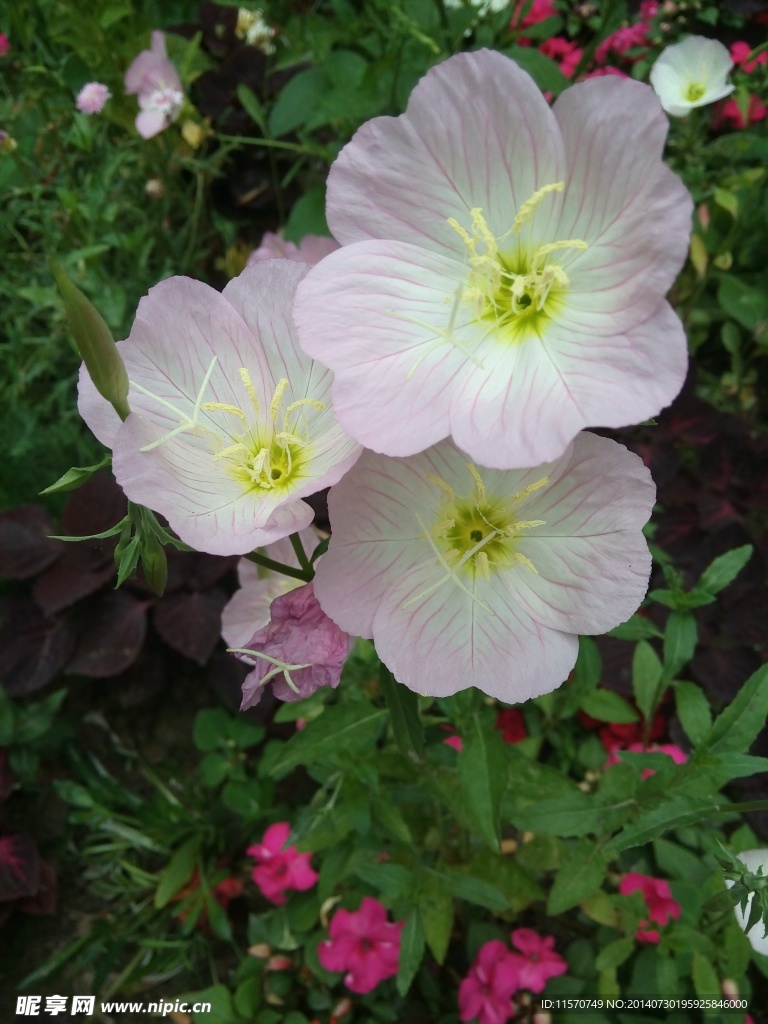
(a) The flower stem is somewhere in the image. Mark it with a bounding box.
[244,549,312,582]
[289,532,312,575]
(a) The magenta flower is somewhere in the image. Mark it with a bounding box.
[235,582,351,710]
[606,741,687,778]
[318,896,405,994]
[313,432,654,701]
[507,929,567,993]
[247,822,318,905]
[78,261,361,556]
[459,940,519,1024]
[76,82,111,114]
[124,31,183,138]
[0,34,8,57]
[294,50,690,470]
[247,231,340,267]
[619,872,681,943]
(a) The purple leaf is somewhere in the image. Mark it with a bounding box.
[0,596,76,696]
[153,587,228,664]
[0,831,40,902]
[0,506,62,580]
[66,591,147,678]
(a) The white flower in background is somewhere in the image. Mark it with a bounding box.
[236,8,277,54]
[725,848,768,955]
[650,36,734,117]
[444,0,512,13]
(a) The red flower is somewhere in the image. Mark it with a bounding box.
[730,41,768,74]
[619,872,681,942]
[540,37,584,78]
[713,96,767,131]
[494,709,527,744]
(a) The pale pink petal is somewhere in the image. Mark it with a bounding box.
[221,575,298,651]
[135,108,168,139]
[327,49,565,258]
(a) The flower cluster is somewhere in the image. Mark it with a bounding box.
[79,47,693,707]
[619,873,681,943]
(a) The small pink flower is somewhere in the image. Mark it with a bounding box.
[124,31,183,138]
[507,929,568,993]
[495,709,527,744]
[0,34,9,57]
[441,725,463,752]
[540,38,583,79]
[606,741,687,778]
[318,896,405,993]
[247,231,340,267]
[619,872,681,943]
[640,1,659,19]
[595,23,650,65]
[76,82,111,114]
[247,822,318,905]
[511,0,556,30]
[730,41,767,73]
[459,940,519,1024]
[238,582,351,710]
[713,95,767,131]
[584,66,630,79]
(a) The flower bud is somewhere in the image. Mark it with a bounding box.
[332,997,353,1017]
[266,955,293,971]
[248,942,272,958]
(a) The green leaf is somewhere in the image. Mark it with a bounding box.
[269,67,329,136]
[603,796,715,856]
[418,874,453,965]
[718,276,768,332]
[155,837,200,908]
[271,703,387,775]
[353,862,412,902]
[706,665,768,754]
[692,952,720,1001]
[663,612,697,679]
[437,870,509,911]
[40,455,112,495]
[579,689,639,724]
[698,545,753,595]
[283,189,329,242]
[198,753,231,788]
[595,937,634,971]
[193,709,232,752]
[608,615,663,641]
[396,914,425,997]
[547,840,606,914]
[458,712,506,851]
[372,794,413,844]
[632,640,663,722]
[674,681,712,747]
[501,45,569,93]
[379,664,424,761]
[511,793,623,838]
[236,84,267,131]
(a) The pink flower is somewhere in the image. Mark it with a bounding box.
[247,231,340,267]
[540,38,583,79]
[619,872,681,943]
[459,940,519,1024]
[584,66,629,79]
[640,1,659,19]
[606,742,687,778]
[730,41,767,73]
[495,709,526,744]
[124,31,183,138]
[511,0,557,30]
[247,822,318,905]
[0,34,10,57]
[237,582,351,710]
[441,724,463,751]
[78,261,361,556]
[313,432,655,701]
[713,95,767,131]
[595,23,650,65]
[294,51,690,470]
[318,896,405,993]
[507,928,567,993]
[75,82,111,114]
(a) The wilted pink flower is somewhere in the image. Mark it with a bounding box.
[247,822,318,905]
[237,582,351,709]
[730,41,767,73]
[124,31,183,138]
[221,530,318,651]
[75,82,111,114]
[459,940,519,1024]
[595,23,650,65]
[495,708,526,744]
[607,741,687,778]
[318,897,405,993]
[619,872,681,943]
[0,34,8,57]
[247,231,340,267]
[314,432,654,701]
[540,38,583,78]
[294,50,690,469]
[713,95,767,131]
[78,261,361,556]
[507,929,567,992]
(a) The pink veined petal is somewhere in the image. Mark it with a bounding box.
[220,574,299,651]
[295,240,472,457]
[135,108,168,139]
[552,77,692,329]
[78,359,124,448]
[328,49,565,258]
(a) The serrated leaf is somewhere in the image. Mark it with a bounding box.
[706,665,768,755]
[458,712,506,851]
[674,681,712,747]
[603,796,714,856]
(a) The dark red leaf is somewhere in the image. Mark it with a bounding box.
[153,587,228,664]
[0,506,62,580]
[66,591,147,678]
[0,831,40,902]
[0,596,77,697]
[0,749,15,804]
[60,470,126,569]
[34,553,116,615]
[20,859,57,915]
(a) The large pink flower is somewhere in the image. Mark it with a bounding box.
[459,940,519,1024]
[124,31,183,138]
[313,431,654,701]
[237,582,351,709]
[619,872,681,943]
[318,897,405,993]
[294,50,691,470]
[247,822,318,905]
[78,261,361,556]
[507,928,568,992]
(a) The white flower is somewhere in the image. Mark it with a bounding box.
[650,36,734,117]
[725,848,768,955]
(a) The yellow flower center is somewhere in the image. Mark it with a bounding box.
[683,80,706,102]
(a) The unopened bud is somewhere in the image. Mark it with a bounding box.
[722,979,739,1001]
[267,955,293,971]
[145,178,164,199]
[533,1012,553,1024]
[141,532,168,596]
[332,997,352,1017]
[248,942,272,958]
[265,994,285,1006]
[51,261,130,420]
[182,120,207,149]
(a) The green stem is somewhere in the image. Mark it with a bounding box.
[289,532,312,575]
[214,132,332,160]
[244,549,311,582]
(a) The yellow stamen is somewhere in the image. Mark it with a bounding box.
[513,181,564,234]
